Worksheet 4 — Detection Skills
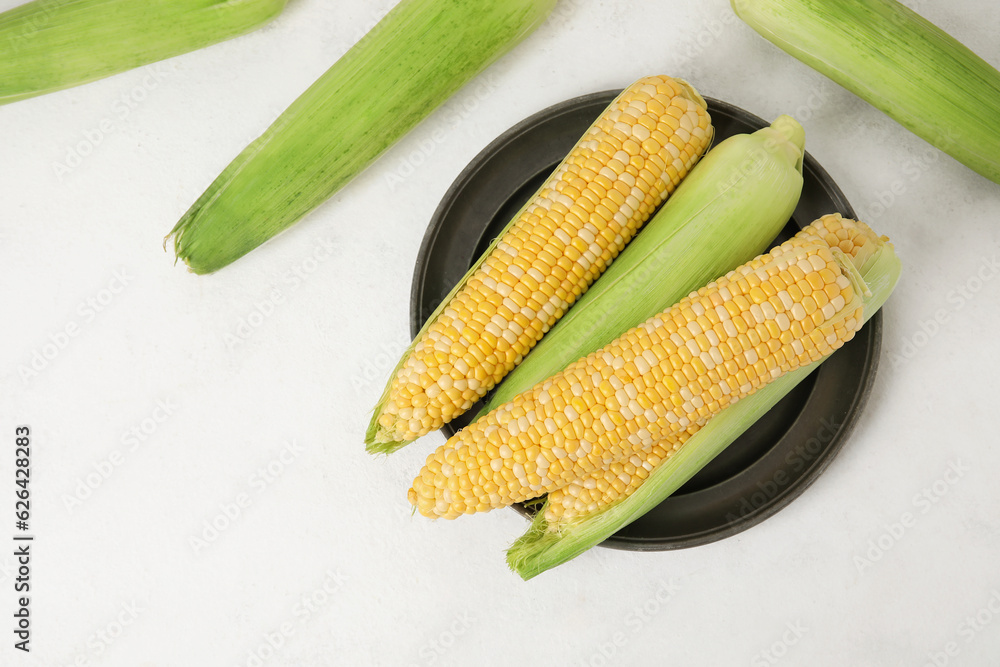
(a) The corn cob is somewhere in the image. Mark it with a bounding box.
[509,216,900,579]
[1,0,287,106]
[367,76,713,453]
[409,223,867,519]
[542,214,881,524]
[732,0,1000,184]
[168,0,559,274]
[479,115,806,418]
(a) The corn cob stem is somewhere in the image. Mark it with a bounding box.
[1,0,287,106]
[507,216,900,580]
[367,76,713,453]
[168,0,558,274]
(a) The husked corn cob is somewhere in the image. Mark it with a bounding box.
[409,224,865,519]
[368,76,713,453]
[542,214,881,524]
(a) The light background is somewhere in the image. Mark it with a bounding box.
[1,0,999,665]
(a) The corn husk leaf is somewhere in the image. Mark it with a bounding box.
[1,0,287,105]
[732,0,1000,184]
[168,0,558,274]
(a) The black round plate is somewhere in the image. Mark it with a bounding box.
[410,91,881,551]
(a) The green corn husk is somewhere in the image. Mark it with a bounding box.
[479,115,806,417]
[506,238,901,580]
[0,0,287,106]
[732,0,1000,185]
[168,0,558,274]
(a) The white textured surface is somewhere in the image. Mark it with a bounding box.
[2,0,999,665]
